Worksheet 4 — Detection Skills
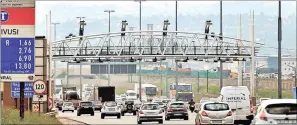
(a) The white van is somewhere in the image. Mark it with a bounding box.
[125,90,137,100]
[219,86,253,125]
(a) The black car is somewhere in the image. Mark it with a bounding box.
[120,100,137,116]
[56,101,63,111]
[165,102,188,120]
[77,101,95,116]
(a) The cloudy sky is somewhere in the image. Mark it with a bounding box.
[36,1,296,25]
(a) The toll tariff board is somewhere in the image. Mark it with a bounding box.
[0,7,35,82]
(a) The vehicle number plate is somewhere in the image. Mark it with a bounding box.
[174,114,182,116]
[109,108,115,111]
[212,120,222,124]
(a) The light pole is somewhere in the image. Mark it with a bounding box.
[219,0,223,90]
[51,22,60,42]
[134,0,145,31]
[104,10,115,86]
[104,10,115,33]
[277,1,282,99]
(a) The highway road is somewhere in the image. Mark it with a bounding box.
[58,110,197,124]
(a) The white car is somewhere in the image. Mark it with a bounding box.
[101,101,121,119]
[152,101,165,109]
[195,101,234,124]
[254,99,297,124]
[137,103,164,124]
[62,102,75,113]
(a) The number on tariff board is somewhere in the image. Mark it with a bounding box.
[33,80,46,94]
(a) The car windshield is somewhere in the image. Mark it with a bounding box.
[63,102,73,106]
[141,104,160,110]
[204,103,229,111]
[265,103,297,115]
[93,101,101,104]
[105,102,117,107]
[162,100,170,103]
[170,103,185,108]
[81,102,92,106]
[127,93,136,96]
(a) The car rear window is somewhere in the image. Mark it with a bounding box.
[170,103,185,108]
[105,102,117,107]
[265,103,297,115]
[141,104,160,110]
[81,102,92,106]
[162,100,170,103]
[63,103,73,106]
[204,103,229,111]
[154,102,163,105]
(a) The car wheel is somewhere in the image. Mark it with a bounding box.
[117,114,121,119]
[121,112,125,116]
[101,114,105,119]
[77,113,81,116]
[158,120,163,124]
[72,110,74,112]
[133,111,137,116]
[62,110,64,113]
[184,116,189,120]
[91,112,94,116]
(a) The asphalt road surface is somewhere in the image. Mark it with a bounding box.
[58,110,197,124]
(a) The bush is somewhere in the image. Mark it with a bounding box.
[2,108,62,124]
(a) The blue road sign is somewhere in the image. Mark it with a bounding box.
[1,38,35,74]
[11,82,34,98]
[293,87,297,99]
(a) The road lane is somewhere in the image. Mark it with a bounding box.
[58,110,197,124]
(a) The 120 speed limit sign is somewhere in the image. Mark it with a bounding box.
[33,80,46,94]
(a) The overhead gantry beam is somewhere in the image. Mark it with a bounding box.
[51,31,260,60]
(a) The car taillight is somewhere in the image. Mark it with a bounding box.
[227,111,232,116]
[183,108,187,112]
[139,110,144,114]
[201,111,208,117]
[259,111,267,121]
[159,110,163,114]
[167,108,173,112]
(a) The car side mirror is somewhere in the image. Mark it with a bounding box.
[246,115,254,120]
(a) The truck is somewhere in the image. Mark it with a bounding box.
[98,86,115,102]
[134,83,157,102]
[64,90,81,109]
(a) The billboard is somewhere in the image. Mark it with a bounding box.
[1,6,35,81]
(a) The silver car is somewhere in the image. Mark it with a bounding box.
[195,102,234,124]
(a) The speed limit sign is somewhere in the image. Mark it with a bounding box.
[33,80,46,94]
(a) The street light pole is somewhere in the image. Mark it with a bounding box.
[219,0,223,90]
[51,23,60,42]
[104,10,115,86]
[277,1,282,99]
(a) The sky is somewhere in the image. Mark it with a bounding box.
[36,1,296,25]
[35,1,297,57]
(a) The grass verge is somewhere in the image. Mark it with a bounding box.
[2,108,62,124]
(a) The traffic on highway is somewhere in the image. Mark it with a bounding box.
[55,85,297,124]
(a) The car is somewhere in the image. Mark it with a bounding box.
[152,101,165,110]
[161,99,171,105]
[62,102,75,113]
[218,86,253,125]
[194,101,234,124]
[165,101,189,120]
[56,101,64,111]
[253,99,297,124]
[77,101,95,116]
[92,100,102,111]
[199,97,210,104]
[121,100,137,116]
[137,103,163,124]
[101,101,121,119]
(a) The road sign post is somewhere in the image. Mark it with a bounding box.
[33,80,46,95]
[20,82,24,120]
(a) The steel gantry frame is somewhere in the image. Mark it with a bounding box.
[51,31,259,60]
